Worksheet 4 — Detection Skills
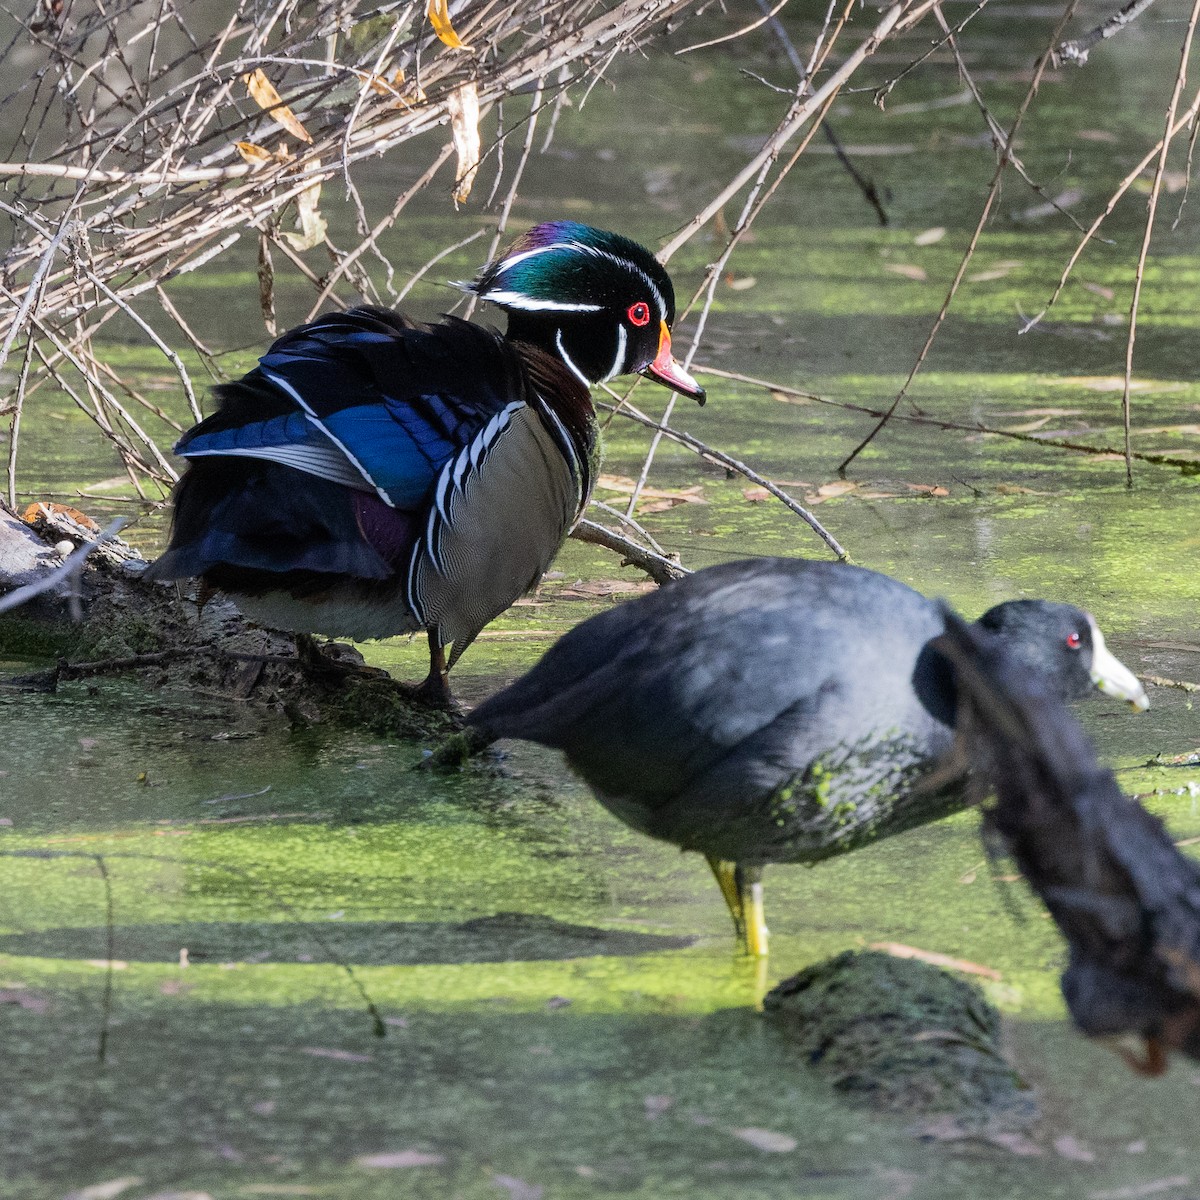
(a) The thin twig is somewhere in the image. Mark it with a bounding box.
[598,398,851,561]
[1118,0,1200,486]
[836,0,1081,474]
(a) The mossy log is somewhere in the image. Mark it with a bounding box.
[0,504,456,739]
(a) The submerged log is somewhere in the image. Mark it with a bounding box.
[0,503,457,739]
[764,949,1036,1134]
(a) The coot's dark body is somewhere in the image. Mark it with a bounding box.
[478,559,962,863]
[470,557,1147,952]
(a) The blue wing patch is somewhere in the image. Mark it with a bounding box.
[179,308,529,512]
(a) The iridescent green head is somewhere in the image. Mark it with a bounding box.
[463,221,705,402]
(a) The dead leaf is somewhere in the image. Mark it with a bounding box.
[726,275,757,291]
[1015,189,1084,221]
[235,141,275,167]
[868,941,1002,980]
[814,480,859,500]
[490,1175,543,1200]
[244,69,312,143]
[142,1194,215,1200]
[743,487,771,503]
[428,0,471,48]
[367,68,405,97]
[1077,129,1119,143]
[914,226,946,246]
[730,1127,798,1153]
[884,262,927,282]
[1080,280,1115,301]
[993,483,1045,496]
[1053,376,1184,394]
[902,482,949,496]
[1003,417,1053,433]
[356,1150,446,1168]
[1004,406,1083,417]
[770,388,812,406]
[281,180,327,252]
[967,260,1022,283]
[1054,1134,1097,1163]
[21,501,100,531]
[446,81,480,204]
[300,1046,373,1063]
[1133,171,1188,195]
[64,1180,144,1200]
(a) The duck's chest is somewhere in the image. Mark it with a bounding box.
[406,397,596,646]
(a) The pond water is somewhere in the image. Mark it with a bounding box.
[3,3,1200,1197]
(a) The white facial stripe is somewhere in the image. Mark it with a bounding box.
[480,290,603,313]
[603,324,627,382]
[555,328,592,387]
[490,239,667,320]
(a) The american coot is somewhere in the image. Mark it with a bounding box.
[468,558,1149,955]
[145,222,705,703]
[937,608,1200,1075]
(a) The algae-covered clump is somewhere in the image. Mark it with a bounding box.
[763,949,1035,1125]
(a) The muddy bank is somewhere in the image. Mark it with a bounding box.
[0,504,456,739]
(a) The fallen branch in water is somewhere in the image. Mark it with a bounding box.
[1142,674,1200,695]
[0,517,125,619]
[697,365,1200,474]
[1054,0,1160,65]
[571,519,689,585]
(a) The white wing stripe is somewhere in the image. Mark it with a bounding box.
[176,443,370,489]
[261,368,395,508]
[423,402,524,575]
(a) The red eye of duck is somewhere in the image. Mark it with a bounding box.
[627,301,650,327]
[1066,632,1082,650]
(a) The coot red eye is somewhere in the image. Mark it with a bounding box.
[627,301,650,327]
[1066,632,1082,649]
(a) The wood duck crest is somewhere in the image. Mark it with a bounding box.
[145,221,704,704]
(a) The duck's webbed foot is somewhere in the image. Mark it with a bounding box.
[409,632,454,708]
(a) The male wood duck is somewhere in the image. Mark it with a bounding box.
[146,222,705,702]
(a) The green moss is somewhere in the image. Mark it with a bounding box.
[763,950,1033,1124]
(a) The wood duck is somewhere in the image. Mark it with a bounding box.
[146,222,705,702]
[468,558,1149,956]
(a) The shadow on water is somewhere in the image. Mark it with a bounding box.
[0,914,696,965]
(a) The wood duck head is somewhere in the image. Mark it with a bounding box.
[464,221,706,404]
